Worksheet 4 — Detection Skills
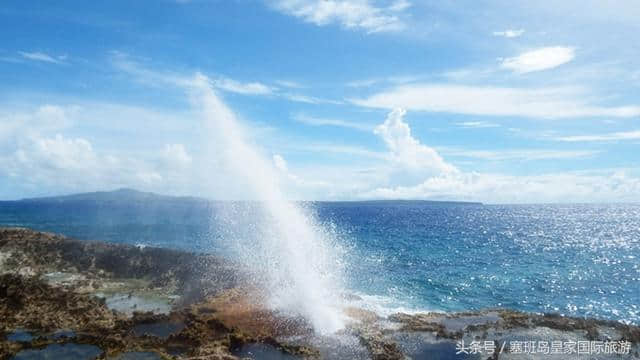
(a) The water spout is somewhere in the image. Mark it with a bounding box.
[189,74,345,334]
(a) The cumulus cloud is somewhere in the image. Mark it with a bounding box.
[359,170,640,203]
[0,133,201,196]
[5,134,172,188]
[284,110,640,203]
[269,0,408,33]
[0,104,80,150]
[21,135,97,172]
[492,29,524,38]
[374,108,457,175]
[352,84,640,119]
[0,102,202,198]
[162,144,192,167]
[10,57,633,204]
[356,109,639,203]
[2,134,117,189]
[501,46,575,73]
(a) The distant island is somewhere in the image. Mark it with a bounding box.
[4,188,482,206]
[12,188,202,204]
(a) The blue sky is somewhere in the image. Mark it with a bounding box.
[1,0,639,203]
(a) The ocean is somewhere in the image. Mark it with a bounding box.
[1,198,638,325]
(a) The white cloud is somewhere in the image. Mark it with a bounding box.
[455,121,500,128]
[353,110,638,203]
[162,143,192,167]
[275,80,304,88]
[273,154,289,172]
[346,74,424,88]
[269,0,408,33]
[492,29,525,38]
[3,134,117,188]
[351,110,640,203]
[359,170,640,203]
[112,51,344,104]
[0,133,201,196]
[272,153,329,191]
[501,46,575,73]
[0,100,204,198]
[291,143,389,160]
[212,77,274,95]
[25,135,97,171]
[0,104,78,145]
[388,0,411,12]
[113,52,241,95]
[554,130,640,142]
[0,100,196,147]
[18,51,66,64]
[110,51,193,88]
[346,78,381,88]
[374,108,457,174]
[352,84,640,119]
[292,113,371,131]
[438,148,600,161]
[282,93,343,105]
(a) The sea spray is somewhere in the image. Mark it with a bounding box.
[189,74,345,334]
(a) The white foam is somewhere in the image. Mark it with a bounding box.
[346,292,437,318]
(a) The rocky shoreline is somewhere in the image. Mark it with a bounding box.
[1,227,638,359]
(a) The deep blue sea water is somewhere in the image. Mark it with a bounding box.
[1,199,638,324]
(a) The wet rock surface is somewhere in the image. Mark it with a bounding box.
[1,227,639,359]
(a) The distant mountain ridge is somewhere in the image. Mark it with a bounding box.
[14,188,204,204]
[9,189,482,205]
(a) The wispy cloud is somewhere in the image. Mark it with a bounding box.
[283,93,342,105]
[275,80,304,89]
[211,77,274,95]
[438,148,600,161]
[111,51,344,104]
[388,0,411,12]
[492,29,525,38]
[268,0,408,33]
[290,143,389,160]
[346,74,424,88]
[18,51,66,64]
[292,113,371,131]
[110,51,192,87]
[112,51,272,95]
[501,46,575,73]
[554,130,640,142]
[455,121,500,128]
[351,84,640,119]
